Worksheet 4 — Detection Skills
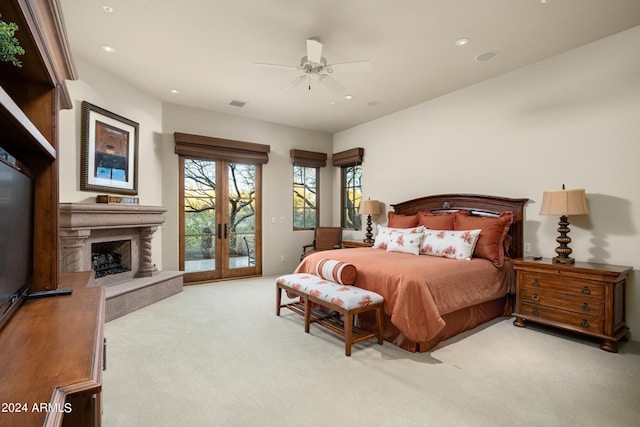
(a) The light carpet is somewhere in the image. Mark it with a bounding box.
[102,275,640,427]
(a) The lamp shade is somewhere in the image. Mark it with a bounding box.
[539,188,589,216]
[359,199,381,215]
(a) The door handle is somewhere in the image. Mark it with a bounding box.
[224,223,228,239]
[217,224,222,239]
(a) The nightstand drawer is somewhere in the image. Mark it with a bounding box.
[520,272,603,297]
[522,288,604,317]
[521,303,604,334]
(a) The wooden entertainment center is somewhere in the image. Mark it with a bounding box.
[0,1,104,426]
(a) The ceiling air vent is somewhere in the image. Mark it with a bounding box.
[228,100,247,108]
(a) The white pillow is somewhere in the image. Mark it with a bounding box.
[372,225,425,250]
[420,229,481,260]
[386,230,423,256]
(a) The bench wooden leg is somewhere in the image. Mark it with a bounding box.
[345,311,353,357]
[304,296,311,333]
[276,284,282,316]
[376,305,384,345]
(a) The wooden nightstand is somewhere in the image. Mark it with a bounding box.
[342,240,374,248]
[512,257,632,352]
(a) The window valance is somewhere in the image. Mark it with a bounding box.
[290,149,328,167]
[174,132,270,164]
[332,147,364,166]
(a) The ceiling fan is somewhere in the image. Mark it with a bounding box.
[254,38,373,93]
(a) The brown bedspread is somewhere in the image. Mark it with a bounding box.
[295,248,509,343]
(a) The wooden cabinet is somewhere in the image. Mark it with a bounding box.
[0,272,104,427]
[512,257,632,352]
[0,2,103,426]
[0,0,76,292]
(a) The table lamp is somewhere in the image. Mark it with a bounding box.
[539,185,589,264]
[359,199,381,243]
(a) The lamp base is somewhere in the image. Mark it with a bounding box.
[364,214,374,243]
[552,215,575,265]
[552,256,575,264]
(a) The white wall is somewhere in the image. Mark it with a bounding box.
[334,26,640,339]
[59,58,166,269]
[59,59,333,276]
[160,103,333,275]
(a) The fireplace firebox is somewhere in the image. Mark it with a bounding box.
[91,240,131,278]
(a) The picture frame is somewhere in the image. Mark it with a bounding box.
[81,101,139,195]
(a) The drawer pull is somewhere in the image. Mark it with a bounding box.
[532,279,540,286]
[581,303,590,311]
[531,294,540,301]
[581,286,591,295]
[532,308,539,317]
[581,319,590,328]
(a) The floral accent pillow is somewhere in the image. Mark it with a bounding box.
[372,225,425,250]
[386,230,424,256]
[420,229,481,260]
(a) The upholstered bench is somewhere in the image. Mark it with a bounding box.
[276,272,384,356]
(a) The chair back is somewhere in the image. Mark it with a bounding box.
[314,227,342,251]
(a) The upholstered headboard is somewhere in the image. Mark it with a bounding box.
[391,194,528,259]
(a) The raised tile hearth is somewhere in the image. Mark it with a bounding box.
[60,203,183,321]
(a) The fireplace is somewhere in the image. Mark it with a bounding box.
[59,203,165,284]
[59,203,183,321]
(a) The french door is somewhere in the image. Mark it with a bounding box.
[179,157,262,283]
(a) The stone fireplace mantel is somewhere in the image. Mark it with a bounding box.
[59,203,167,280]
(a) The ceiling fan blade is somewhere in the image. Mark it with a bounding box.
[306,38,323,64]
[254,62,299,71]
[327,61,373,73]
[281,75,307,92]
[319,75,345,94]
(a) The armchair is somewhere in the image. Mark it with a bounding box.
[301,227,342,260]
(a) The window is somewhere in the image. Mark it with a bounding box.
[333,147,364,230]
[293,165,318,229]
[341,164,362,230]
[290,149,327,230]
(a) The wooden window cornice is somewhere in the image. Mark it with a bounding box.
[174,132,270,164]
[332,147,364,166]
[290,149,328,168]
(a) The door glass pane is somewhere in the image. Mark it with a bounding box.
[184,159,217,272]
[228,163,256,269]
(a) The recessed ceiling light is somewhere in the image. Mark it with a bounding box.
[475,51,498,62]
[103,6,114,13]
[344,95,353,100]
[454,38,470,46]
[170,89,180,94]
[101,45,116,53]
[541,0,551,3]
[365,101,378,107]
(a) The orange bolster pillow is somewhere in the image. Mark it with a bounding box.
[315,259,357,285]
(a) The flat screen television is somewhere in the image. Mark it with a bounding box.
[0,151,34,331]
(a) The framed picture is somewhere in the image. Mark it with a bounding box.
[81,101,139,195]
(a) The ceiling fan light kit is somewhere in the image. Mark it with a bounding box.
[255,38,373,93]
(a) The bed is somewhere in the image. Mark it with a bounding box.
[295,194,528,352]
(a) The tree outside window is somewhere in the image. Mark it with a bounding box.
[341,164,362,229]
[183,159,256,258]
[293,165,318,229]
